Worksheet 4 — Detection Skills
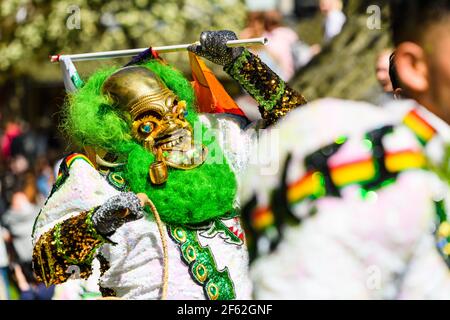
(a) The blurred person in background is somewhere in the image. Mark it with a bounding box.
[241,11,284,79]
[263,9,299,81]
[0,226,10,300]
[10,121,48,166]
[3,171,42,264]
[376,49,394,94]
[320,0,346,44]
[0,155,30,219]
[1,119,22,161]
[241,0,450,299]
[35,156,55,199]
[371,49,395,106]
[2,170,53,300]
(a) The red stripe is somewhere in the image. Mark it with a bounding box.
[328,157,373,170]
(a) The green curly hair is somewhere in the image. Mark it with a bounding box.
[63,59,237,225]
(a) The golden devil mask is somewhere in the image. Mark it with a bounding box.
[101,66,207,185]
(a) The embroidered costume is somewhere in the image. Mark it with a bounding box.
[31,31,306,299]
[242,98,450,299]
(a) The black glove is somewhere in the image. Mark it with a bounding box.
[187,30,244,67]
[91,192,144,236]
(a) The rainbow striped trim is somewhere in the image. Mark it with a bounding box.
[287,171,326,204]
[56,153,95,182]
[252,149,426,232]
[403,109,437,145]
[251,207,275,231]
[287,149,425,205]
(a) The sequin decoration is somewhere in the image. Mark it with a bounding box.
[225,49,306,126]
[32,209,106,286]
[168,225,236,300]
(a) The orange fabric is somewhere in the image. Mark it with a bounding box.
[189,52,246,117]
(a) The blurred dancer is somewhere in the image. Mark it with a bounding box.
[242,0,450,299]
[376,49,394,94]
[371,49,396,106]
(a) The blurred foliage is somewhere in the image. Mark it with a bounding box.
[0,0,247,83]
[295,13,323,45]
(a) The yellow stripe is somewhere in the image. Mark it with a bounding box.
[331,160,376,187]
[253,209,274,230]
[385,152,425,172]
[287,172,324,203]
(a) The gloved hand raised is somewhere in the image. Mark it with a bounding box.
[187,30,244,67]
[91,192,147,236]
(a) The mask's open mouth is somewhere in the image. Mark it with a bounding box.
[154,129,192,152]
[151,129,207,170]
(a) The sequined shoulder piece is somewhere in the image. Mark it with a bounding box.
[31,153,97,238]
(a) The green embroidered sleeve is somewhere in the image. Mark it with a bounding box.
[224,49,307,126]
[32,208,106,286]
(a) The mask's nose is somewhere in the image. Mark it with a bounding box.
[159,115,179,135]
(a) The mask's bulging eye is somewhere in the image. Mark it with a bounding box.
[140,122,153,134]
